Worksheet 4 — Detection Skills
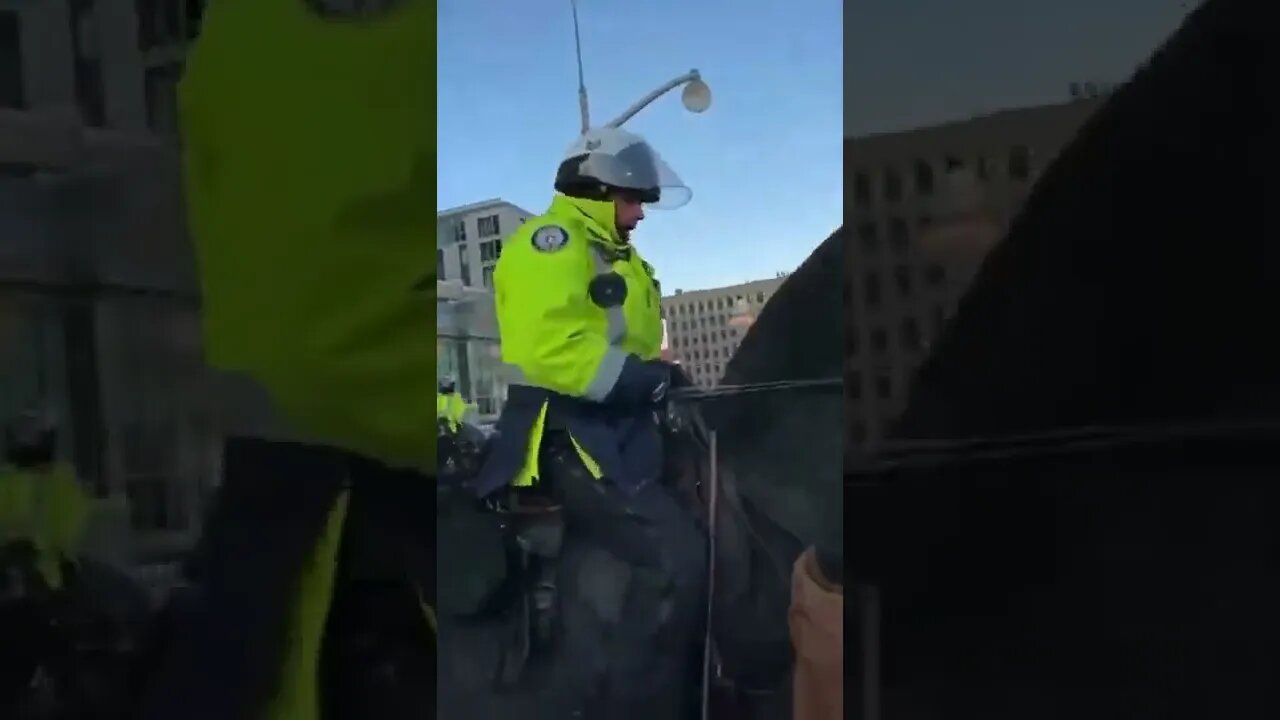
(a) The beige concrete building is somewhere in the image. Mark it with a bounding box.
[846,97,1106,448]
[663,275,789,387]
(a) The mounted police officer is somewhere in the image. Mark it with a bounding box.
[0,410,87,594]
[436,376,475,434]
[474,126,708,715]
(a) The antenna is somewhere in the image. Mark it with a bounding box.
[569,0,591,134]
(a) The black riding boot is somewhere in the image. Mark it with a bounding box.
[514,509,565,652]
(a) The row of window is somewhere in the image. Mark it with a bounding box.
[664,290,769,318]
[852,145,1033,207]
[680,361,725,385]
[438,237,505,287]
[136,0,207,51]
[853,264,947,308]
[669,326,740,349]
[847,306,948,357]
[677,341,738,362]
[0,0,199,130]
[847,368,897,402]
[450,213,504,244]
[670,313,738,332]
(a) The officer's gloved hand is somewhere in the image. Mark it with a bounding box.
[477,488,507,513]
[604,355,672,408]
[665,362,693,390]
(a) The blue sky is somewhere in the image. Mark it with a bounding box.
[437,0,843,292]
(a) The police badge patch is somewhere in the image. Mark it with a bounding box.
[531,226,570,253]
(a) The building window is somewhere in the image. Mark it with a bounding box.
[870,327,888,354]
[846,327,860,357]
[924,263,946,287]
[185,0,207,40]
[1009,145,1032,180]
[756,291,765,303]
[0,11,22,109]
[874,371,893,400]
[847,370,862,400]
[893,265,913,297]
[850,421,867,444]
[457,244,471,286]
[453,220,467,243]
[944,155,965,173]
[883,168,903,203]
[857,222,879,254]
[437,248,446,281]
[477,214,501,237]
[480,238,502,262]
[976,154,991,181]
[136,0,192,50]
[71,0,106,127]
[144,62,184,134]
[913,160,934,195]
[888,218,909,255]
[900,317,922,351]
[864,272,882,307]
[481,265,495,290]
[854,172,872,208]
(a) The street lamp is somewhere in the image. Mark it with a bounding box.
[569,0,712,134]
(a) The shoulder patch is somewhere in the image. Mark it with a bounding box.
[531,226,570,253]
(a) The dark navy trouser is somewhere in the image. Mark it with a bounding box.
[541,431,708,719]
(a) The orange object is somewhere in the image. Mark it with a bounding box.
[789,546,844,720]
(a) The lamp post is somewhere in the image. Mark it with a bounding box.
[568,0,712,134]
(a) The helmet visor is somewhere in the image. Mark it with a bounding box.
[578,139,692,210]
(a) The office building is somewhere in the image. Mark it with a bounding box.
[436,199,533,416]
[437,199,534,291]
[663,275,788,387]
[846,97,1106,448]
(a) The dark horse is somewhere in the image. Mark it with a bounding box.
[435,229,845,719]
[851,0,1280,717]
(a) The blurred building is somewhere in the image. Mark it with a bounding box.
[1,0,221,564]
[662,274,788,387]
[845,97,1106,449]
[0,0,198,136]
[436,199,533,418]
[437,279,505,419]
[437,199,534,290]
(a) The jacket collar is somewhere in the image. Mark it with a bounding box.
[550,194,624,247]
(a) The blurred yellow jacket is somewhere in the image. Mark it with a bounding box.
[0,462,89,590]
[179,0,437,472]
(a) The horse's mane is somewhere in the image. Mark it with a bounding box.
[895,0,1279,442]
[869,2,1280,716]
[702,228,845,547]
